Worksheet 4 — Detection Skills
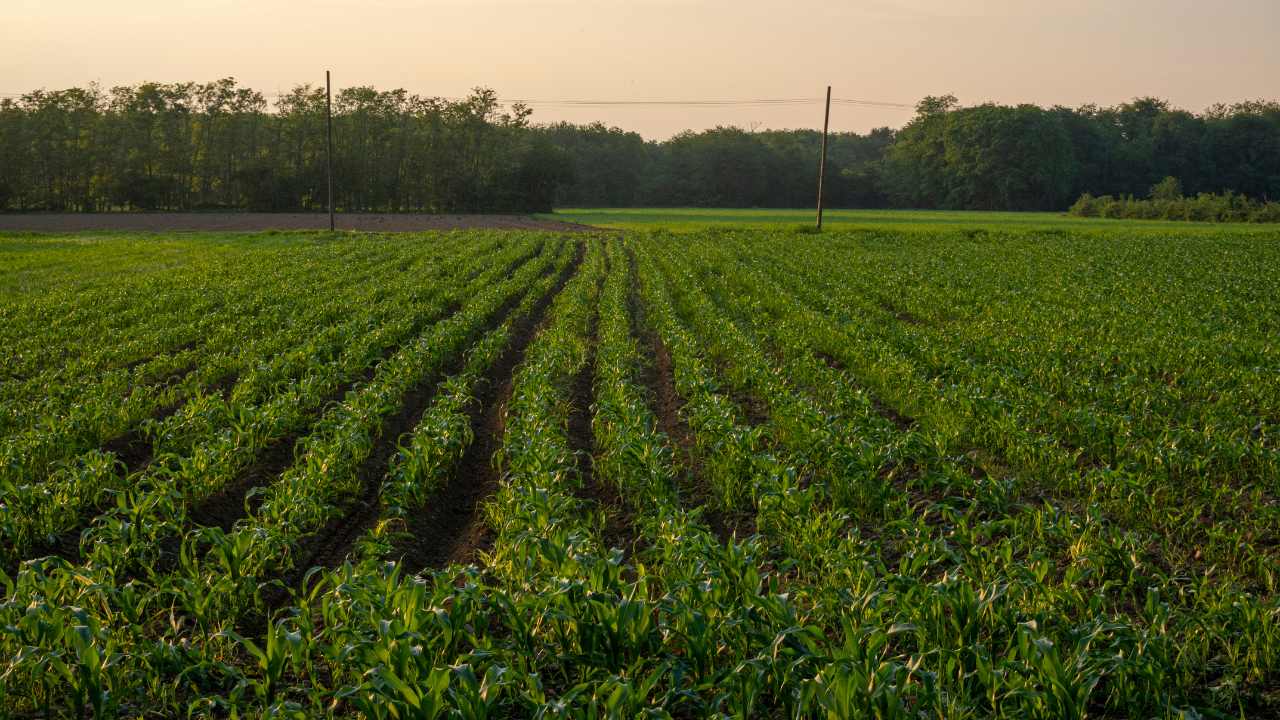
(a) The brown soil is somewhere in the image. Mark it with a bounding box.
[876,299,928,327]
[394,242,586,571]
[0,213,596,233]
[100,430,154,478]
[184,310,448,535]
[186,245,547,565]
[120,339,199,374]
[625,253,743,542]
[186,434,303,533]
[207,372,240,399]
[648,334,733,540]
[15,395,186,570]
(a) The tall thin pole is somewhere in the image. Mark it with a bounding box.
[815,85,831,231]
[325,70,334,232]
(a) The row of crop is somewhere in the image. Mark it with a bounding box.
[0,235,406,414]
[0,237,441,436]
[632,239,940,713]
[795,232,1278,487]
[0,237,516,568]
[692,231,1274,594]
[0,234,472,482]
[0,235,473,480]
[0,234,377,378]
[643,234,1280,717]
[266,234,1146,717]
[293,239,607,714]
[586,239,821,714]
[91,237,554,576]
[643,236,930,525]
[670,235,998,505]
[0,235,396,426]
[166,238,572,634]
[736,231,1277,586]
[3,230,1276,717]
[645,231,1280,715]
[360,242,574,558]
[766,231,1277,487]
[181,240,606,716]
[0,237,570,715]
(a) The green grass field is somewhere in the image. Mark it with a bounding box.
[548,206,1275,233]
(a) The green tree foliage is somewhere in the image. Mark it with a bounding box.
[877,96,1280,211]
[1150,176,1183,201]
[0,80,567,212]
[530,122,650,206]
[1,82,1278,213]
[535,124,894,209]
[1070,187,1280,222]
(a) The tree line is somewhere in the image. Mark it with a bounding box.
[541,96,1280,212]
[0,81,566,212]
[1,79,1277,213]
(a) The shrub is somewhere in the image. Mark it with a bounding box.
[1069,188,1280,223]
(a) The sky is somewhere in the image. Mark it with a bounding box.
[5,0,1279,139]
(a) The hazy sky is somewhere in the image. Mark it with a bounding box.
[6,0,1279,139]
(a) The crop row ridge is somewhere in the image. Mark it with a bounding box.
[394,240,588,573]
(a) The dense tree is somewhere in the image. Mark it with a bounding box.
[0,80,563,213]
[529,122,650,207]
[941,104,1075,210]
[1,81,1277,213]
[877,96,1280,211]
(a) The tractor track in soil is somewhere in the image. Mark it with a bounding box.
[392,242,587,573]
[626,248,748,542]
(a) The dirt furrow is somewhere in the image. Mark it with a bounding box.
[393,242,587,573]
[14,386,200,570]
[626,250,745,542]
[186,247,550,569]
[183,309,456,535]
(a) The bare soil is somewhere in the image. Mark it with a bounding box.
[0,212,596,233]
[184,302,459,535]
[623,253,747,542]
[395,242,587,571]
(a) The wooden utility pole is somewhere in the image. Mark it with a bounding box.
[815,85,831,231]
[325,70,334,232]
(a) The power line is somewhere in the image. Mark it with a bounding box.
[497,97,913,108]
[0,90,914,109]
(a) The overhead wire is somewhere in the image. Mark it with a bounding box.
[0,90,914,109]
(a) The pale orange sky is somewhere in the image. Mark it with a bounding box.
[5,0,1279,139]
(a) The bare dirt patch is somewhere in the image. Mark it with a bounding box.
[0,212,598,233]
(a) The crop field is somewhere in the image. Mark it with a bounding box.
[546,207,1280,232]
[1,226,1278,717]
